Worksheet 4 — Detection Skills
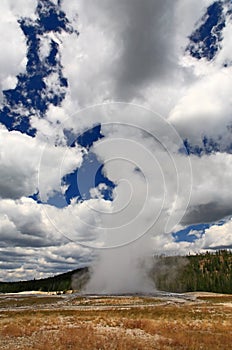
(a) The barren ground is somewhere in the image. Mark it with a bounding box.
[0,292,231,349]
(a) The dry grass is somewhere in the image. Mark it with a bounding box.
[196,295,232,303]
[0,294,231,349]
[69,296,163,307]
[0,296,63,308]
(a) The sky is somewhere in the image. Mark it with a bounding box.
[0,0,232,282]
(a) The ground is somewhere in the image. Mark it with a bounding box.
[0,292,231,349]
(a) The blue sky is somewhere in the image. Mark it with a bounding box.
[0,0,232,281]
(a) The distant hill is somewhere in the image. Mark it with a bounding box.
[152,250,232,294]
[0,250,231,294]
[0,267,89,294]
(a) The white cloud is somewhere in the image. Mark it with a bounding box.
[0,242,91,281]
[51,0,219,139]
[7,0,37,18]
[58,0,214,114]
[0,195,109,280]
[168,2,232,147]
[191,152,232,206]
[60,0,180,111]
[0,0,38,98]
[169,68,232,144]
[165,219,232,255]
[198,220,232,249]
[0,127,83,200]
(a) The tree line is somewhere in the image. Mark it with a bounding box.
[152,250,232,294]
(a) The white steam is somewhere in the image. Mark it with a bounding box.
[70,103,192,294]
[85,242,155,294]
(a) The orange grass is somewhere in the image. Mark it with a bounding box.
[0,295,231,350]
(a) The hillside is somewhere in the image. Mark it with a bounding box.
[0,250,231,294]
[0,267,89,294]
[152,250,232,294]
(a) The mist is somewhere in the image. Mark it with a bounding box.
[71,104,192,295]
[84,241,156,294]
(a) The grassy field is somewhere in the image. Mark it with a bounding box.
[0,293,231,349]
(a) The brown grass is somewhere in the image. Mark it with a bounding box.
[0,296,63,308]
[0,294,231,350]
[197,295,232,303]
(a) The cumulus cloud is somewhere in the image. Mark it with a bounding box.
[0,0,37,98]
[166,219,232,255]
[196,219,232,249]
[182,152,232,224]
[59,0,215,117]
[0,196,108,280]
[0,126,83,200]
[169,67,232,145]
[0,242,92,281]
